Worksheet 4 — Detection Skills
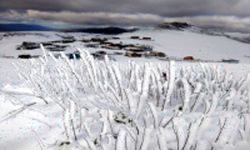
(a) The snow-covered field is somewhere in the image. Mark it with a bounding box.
[1,29,250,62]
[0,29,250,150]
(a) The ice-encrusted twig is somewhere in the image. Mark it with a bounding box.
[116,129,127,150]
[171,120,180,150]
[0,102,36,123]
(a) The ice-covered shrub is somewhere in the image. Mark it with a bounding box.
[16,48,250,150]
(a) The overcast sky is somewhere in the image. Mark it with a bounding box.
[0,0,250,32]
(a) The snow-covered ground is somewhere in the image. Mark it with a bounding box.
[0,28,250,150]
[119,29,250,63]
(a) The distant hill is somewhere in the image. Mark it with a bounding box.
[0,24,138,34]
[158,22,192,30]
[64,26,138,35]
[0,23,51,31]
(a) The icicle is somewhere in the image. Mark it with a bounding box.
[157,128,168,150]
[163,60,176,109]
[206,92,219,116]
[149,102,159,128]
[40,44,48,63]
[182,78,191,112]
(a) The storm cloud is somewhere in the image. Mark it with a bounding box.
[0,0,250,32]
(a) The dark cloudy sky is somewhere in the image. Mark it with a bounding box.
[0,0,250,32]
